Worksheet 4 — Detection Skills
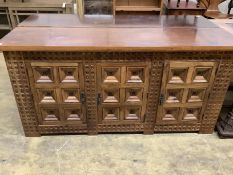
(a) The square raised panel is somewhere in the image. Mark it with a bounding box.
[62,89,80,103]
[187,89,206,103]
[64,108,82,121]
[102,67,120,83]
[125,107,141,120]
[126,67,144,83]
[168,68,188,84]
[37,89,57,103]
[41,108,59,121]
[182,108,201,121]
[125,88,143,103]
[165,89,183,103]
[192,67,212,83]
[33,67,54,83]
[59,67,79,83]
[103,89,120,103]
[162,108,179,121]
[103,107,120,121]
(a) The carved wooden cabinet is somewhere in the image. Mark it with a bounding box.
[157,61,217,124]
[1,15,233,137]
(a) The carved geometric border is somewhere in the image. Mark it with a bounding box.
[144,57,163,134]
[4,52,40,137]
[3,51,233,136]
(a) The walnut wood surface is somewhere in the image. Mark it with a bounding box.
[2,15,233,136]
[1,15,233,52]
[19,14,217,28]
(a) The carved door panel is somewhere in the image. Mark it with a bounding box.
[157,61,218,124]
[27,62,86,126]
[97,63,150,124]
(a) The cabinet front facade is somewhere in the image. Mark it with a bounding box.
[5,52,233,136]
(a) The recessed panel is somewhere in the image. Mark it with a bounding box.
[187,89,206,102]
[41,108,59,121]
[168,68,188,84]
[162,108,180,121]
[103,89,120,103]
[124,107,141,120]
[59,67,79,83]
[165,89,183,103]
[125,88,143,103]
[126,67,144,83]
[192,67,212,83]
[182,108,201,121]
[33,67,54,83]
[103,107,120,121]
[102,67,121,83]
[64,108,82,121]
[37,89,57,103]
[62,89,80,103]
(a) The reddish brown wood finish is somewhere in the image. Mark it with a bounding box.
[1,15,233,136]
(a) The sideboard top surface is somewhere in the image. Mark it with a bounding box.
[19,14,218,28]
[1,14,233,52]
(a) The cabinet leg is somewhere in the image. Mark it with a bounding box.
[24,132,41,137]
[143,130,154,135]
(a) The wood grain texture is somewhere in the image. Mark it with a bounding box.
[3,51,233,136]
[1,15,233,52]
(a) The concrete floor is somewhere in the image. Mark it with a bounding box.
[0,52,233,175]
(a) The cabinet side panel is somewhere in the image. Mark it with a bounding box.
[4,52,40,137]
[200,60,233,133]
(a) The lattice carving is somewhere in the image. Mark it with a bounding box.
[144,58,163,134]
[84,62,98,135]
[200,60,233,133]
[3,51,233,136]
[4,52,40,136]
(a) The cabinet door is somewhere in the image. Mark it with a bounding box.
[157,61,218,124]
[97,63,150,124]
[27,62,86,126]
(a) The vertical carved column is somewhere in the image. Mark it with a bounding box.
[144,59,163,134]
[200,59,233,133]
[84,61,98,135]
[4,52,40,137]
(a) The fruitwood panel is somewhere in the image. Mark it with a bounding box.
[26,62,86,127]
[157,61,218,125]
[96,62,150,125]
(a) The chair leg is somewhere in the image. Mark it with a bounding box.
[177,0,181,7]
[228,0,233,14]
[196,0,200,7]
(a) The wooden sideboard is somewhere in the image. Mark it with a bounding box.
[0,14,233,137]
